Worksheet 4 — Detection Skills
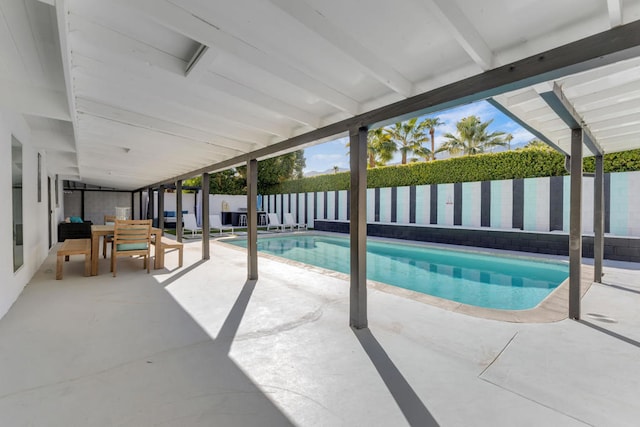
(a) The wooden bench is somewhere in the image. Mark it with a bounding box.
[56,239,91,280]
[152,236,183,268]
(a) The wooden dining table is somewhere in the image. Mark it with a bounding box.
[90,224,164,276]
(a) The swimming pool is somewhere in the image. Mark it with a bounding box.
[227,235,569,310]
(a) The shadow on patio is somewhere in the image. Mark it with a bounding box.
[0,250,294,426]
[2,240,640,426]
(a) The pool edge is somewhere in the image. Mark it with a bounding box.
[215,233,593,324]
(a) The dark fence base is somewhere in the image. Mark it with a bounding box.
[313,220,640,263]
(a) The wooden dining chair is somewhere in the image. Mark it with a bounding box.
[110,219,152,277]
[103,215,116,258]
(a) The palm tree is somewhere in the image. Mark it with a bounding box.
[505,133,513,151]
[346,128,397,168]
[422,117,444,161]
[384,118,430,164]
[367,128,396,167]
[440,116,506,156]
[413,145,433,162]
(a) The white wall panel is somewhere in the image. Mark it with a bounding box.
[396,186,410,224]
[338,190,348,221]
[326,191,335,220]
[367,188,375,222]
[379,187,391,223]
[461,182,481,227]
[316,191,325,220]
[437,183,454,225]
[415,185,430,225]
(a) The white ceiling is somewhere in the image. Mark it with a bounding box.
[1,0,640,190]
[492,56,640,155]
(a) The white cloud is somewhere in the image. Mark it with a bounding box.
[510,128,535,145]
[435,101,495,124]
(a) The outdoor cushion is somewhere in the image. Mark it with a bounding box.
[70,216,84,223]
[164,210,188,217]
[116,243,149,251]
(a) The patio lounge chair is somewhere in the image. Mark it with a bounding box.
[183,213,202,237]
[209,214,234,235]
[283,213,306,230]
[267,213,288,231]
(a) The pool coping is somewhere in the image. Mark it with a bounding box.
[214,231,593,323]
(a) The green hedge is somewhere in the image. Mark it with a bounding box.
[583,148,640,173]
[264,148,640,194]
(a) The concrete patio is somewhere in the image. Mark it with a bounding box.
[0,240,639,426]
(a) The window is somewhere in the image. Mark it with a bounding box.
[12,136,24,272]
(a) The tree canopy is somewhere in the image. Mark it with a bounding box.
[384,118,431,164]
[183,150,305,195]
[440,116,506,156]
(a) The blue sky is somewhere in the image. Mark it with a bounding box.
[303,100,535,174]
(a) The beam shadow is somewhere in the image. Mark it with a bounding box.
[157,258,257,354]
[600,282,640,296]
[577,320,640,349]
[215,279,257,354]
[8,253,297,426]
[353,327,439,427]
[157,259,208,288]
[158,271,294,424]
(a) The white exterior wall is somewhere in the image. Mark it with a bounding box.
[196,194,248,224]
[378,187,392,223]
[84,192,131,225]
[306,193,314,228]
[627,172,640,236]
[338,190,348,221]
[326,191,336,220]
[523,177,550,232]
[582,177,594,234]
[396,186,410,224]
[461,182,481,227]
[414,185,430,225]
[315,192,325,221]
[297,193,306,224]
[490,180,513,229]
[1,111,59,319]
[437,183,454,226]
[367,188,375,222]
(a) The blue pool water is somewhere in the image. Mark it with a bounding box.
[228,235,569,310]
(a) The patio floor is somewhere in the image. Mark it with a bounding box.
[0,239,639,426]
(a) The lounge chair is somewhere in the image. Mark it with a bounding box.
[209,214,234,235]
[283,213,306,230]
[267,213,288,231]
[183,213,202,237]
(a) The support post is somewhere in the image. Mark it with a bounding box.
[594,155,604,283]
[148,187,154,220]
[176,180,183,243]
[202,173,210,260]
[80,190,85,220]
[158,186,165,230]
[350,126,368,329]
[569,129,583,320]
[247,159,258,280]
